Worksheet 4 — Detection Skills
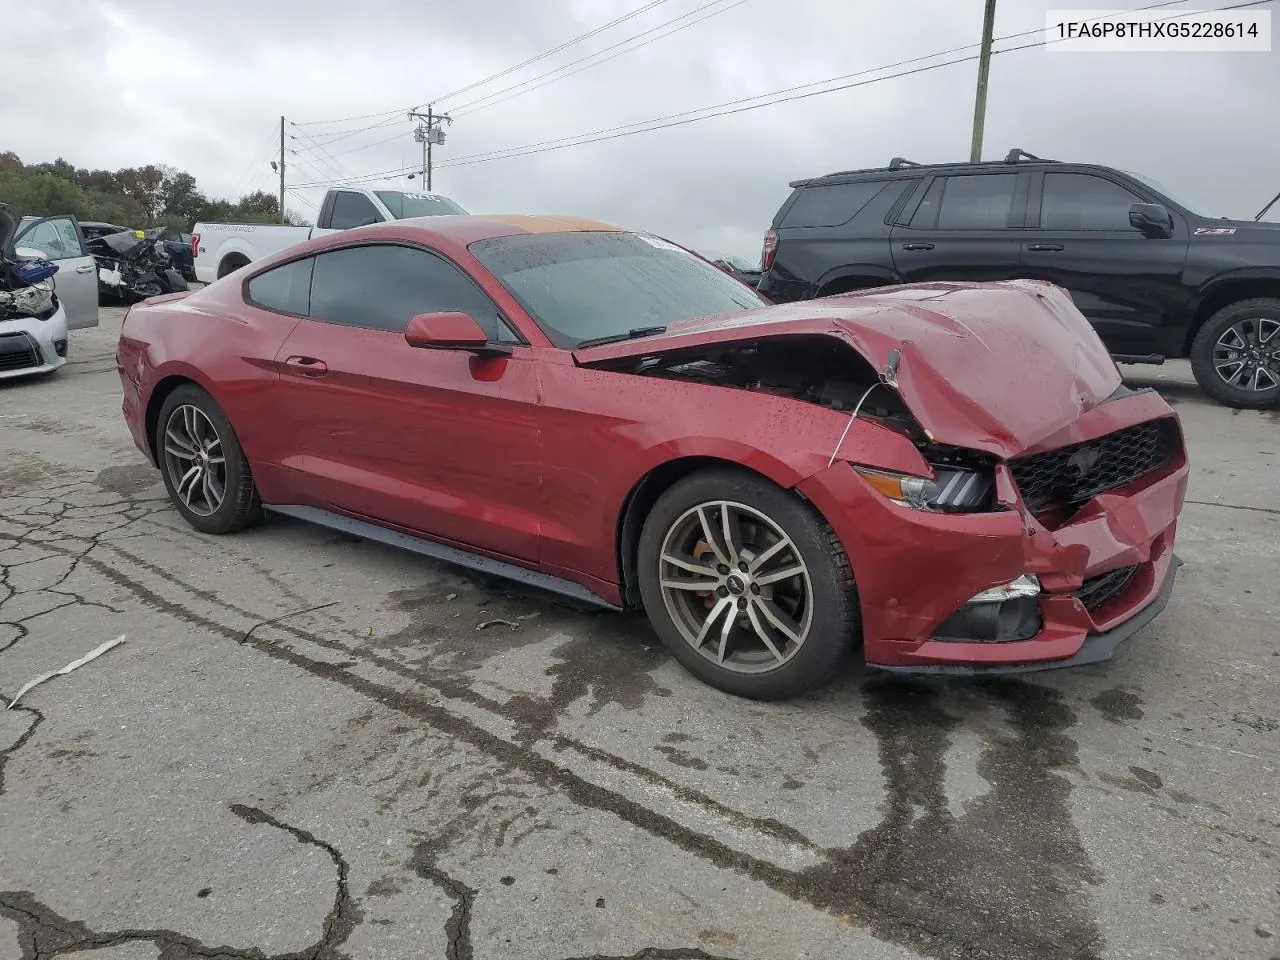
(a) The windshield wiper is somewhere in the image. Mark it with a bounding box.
[574,325,668,349]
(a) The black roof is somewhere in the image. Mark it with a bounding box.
[790,148,1066,188]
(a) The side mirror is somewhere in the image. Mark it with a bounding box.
[1129,203,1174,239]
[404,311,512,357]
[14,246,45,260]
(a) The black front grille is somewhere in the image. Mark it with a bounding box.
[1009,419,1178,513]
[1075,565,1140,612]
[0,333,40,372]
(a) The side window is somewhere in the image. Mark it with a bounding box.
[910,179,945,228]
[1041,173,1142,230]
[17,217,85,260]
[327,192,382,230]
[780,181,890,228]
[935,174,1017,230]
[308,244,509,337]
[246,257,314,315]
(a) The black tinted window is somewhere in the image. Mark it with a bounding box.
[935,174,1017,230]
[910,179,945,228]
[309,244,504,335]
[328,192,382,229]
[1041,173,1141,230]
[246,257,313,315]
[469,231,764,349]
[781,181,890,228]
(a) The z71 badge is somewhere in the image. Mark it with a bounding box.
[1194,226,1237,236]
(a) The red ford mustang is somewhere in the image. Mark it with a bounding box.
[116,214,1188,699]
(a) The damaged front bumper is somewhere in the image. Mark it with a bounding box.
[797,390,1189,674]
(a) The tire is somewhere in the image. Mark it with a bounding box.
[155,384,262,534]
[636,468,859,700]
[1190,298,1280,409]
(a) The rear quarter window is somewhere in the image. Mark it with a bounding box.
[245,257,314,316]
[780,180,891,228]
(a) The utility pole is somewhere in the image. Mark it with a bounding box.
[278,115,286,224]
[969,0,997,163]
[408,106,452,191]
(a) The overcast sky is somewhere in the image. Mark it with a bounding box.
[8,0,1279,259]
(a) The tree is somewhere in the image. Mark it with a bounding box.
[114,165,167,220]
[0,153,276,230]
[160,170,205,223]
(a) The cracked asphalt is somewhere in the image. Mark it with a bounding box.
[0,306,1277,960]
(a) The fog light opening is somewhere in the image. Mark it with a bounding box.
[967,573,1040,604]
[934,575,1043,644]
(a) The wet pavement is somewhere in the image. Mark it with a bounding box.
[0,308,1276,960]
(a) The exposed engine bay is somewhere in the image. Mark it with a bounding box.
[604,335,921,426]
[1,204,59,322]
[593,334,1001,512]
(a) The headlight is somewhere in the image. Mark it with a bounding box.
[853,465,995,512]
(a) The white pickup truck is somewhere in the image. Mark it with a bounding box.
[193,187,467,282]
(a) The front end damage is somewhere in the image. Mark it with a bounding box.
[578,281,1188,673]
[1,204,60,324]
[1,204,68,377]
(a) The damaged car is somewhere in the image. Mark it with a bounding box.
[116,215,1188,699]
[0,204,70,378]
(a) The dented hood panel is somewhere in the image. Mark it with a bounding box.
[573,280,1122,457]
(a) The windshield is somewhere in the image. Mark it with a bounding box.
[374,190,467,219]
[469,231,767,348]
[1119,170,1212,218]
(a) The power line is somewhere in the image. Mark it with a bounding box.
[449,0,753,118]
[287,0,1256,188]
[302,116,409,150]
[438,0,1247,169]
[314,126,416,160]
[289,128,358,178]
[228,123,283,198]
[432,0,676,106]
[285,188,320,212]
[289,0,676,128]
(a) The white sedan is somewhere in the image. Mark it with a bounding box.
[1,213,98,379]
[0,299,69,380]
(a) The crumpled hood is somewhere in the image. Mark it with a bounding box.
[573,280,1123,458]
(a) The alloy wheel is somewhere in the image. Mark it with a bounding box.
[657,500,813,674]
[162,404,226,517]
[1213,317,1280,392]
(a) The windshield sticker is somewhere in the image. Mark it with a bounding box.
[636,234,684,253]
[402,193,442,201]
[1194,226,1236,236]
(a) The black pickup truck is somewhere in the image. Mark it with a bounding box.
[758,149,1280,409]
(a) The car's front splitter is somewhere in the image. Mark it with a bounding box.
[865,555,1178,676]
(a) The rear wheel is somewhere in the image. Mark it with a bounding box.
[1190,298,1280,409]
[155,384,262,534]
[637,469,859,700]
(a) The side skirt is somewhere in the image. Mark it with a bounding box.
[266,504,623,611]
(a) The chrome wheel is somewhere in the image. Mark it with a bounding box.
[1213,317,1280,392]
[657,500,813,674]
[162,404,226,517]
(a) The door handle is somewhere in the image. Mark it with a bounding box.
[284,355,328,378]
[1027,243,1065,252]
[901,242,935,251]
[76,264,95,273]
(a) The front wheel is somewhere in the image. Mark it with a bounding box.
[1190,298,1280,409]
[155,384,262,534]
[636,469,859,700]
